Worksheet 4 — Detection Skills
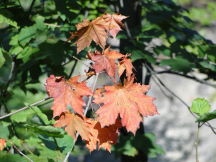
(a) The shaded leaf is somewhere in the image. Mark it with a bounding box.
[160,57,194,73]
[86,119,121,152]
[0,49,5,68]
[197,110,216,123]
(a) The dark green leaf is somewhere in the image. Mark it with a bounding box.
[197,110,216,123]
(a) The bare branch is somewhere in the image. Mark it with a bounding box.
[13,145,33,162]
[0,97,51,120]
[155,70,216,88]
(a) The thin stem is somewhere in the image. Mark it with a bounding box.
[13,145,33,162]
[72,56,91,68]
[195,123,201,162]
[0,97,51,120]
[68,60,78,78]
[63,73,99,162]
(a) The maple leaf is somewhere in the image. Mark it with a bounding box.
[94,77,158,134]
[54,112,91,140]
[0,139,6,151]
[88,48,124,78]
[86,119,121,152]
[102,14,127,38]
[70,14,127,53]
[71,17,107,53]
[118,55,134,78]
[46,75,92,117]
[54,112,121,152]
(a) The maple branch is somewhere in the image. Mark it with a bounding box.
[63,73,99,162]
[0,97,51,120]
[13,145,33,162]
[155,70,216,88]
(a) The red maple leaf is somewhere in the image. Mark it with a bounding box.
[86,119,121,152]
[0,139,6,151]
[70,14,127,53]
[46,75,92,117]
[54,112,91,140]
[88,48,124,78]
[102,14,127,38]
[118,55,134,78]
[54,112,121,152]
[93,77,158,134]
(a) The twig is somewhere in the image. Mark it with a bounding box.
[72,56,91,68]
[0,97,51,120]
[145,64,216,133]
[63,73,99,162]
[156,70,216,88]
[28,0,36,15]
[13,145,33,162]
[68,60,78,78]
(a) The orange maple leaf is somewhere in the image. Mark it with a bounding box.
[46,75,92,117]
[94,77,158,134]
[102,14,127,38]
[118,55,134,78]
[86,119,121,152]
[71,14,127,53]
[0,139,6,151]
[54,112,121,152]
[54,112,91,140]
[71,17,107,53]
[88,48,124,78]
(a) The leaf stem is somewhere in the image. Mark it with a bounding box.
[195,123,201,162]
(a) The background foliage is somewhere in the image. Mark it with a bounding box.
[0,0,216,161]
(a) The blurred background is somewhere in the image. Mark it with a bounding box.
[0,0,216,162]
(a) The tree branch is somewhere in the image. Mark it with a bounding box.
[155,70,216,88]
[0,97,51,120]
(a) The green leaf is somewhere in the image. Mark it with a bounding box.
[0,122,10,139]
[0,152,28,162]
[0,14,18,28]
[56,135,74,153]
[31,106,52,125]
[18,26,37,46]
[10,108,35,123]
[131,49,156,63]
[0,48,5,68]
[199,61,216,72]
[160,57,194,73]
[113,133,164,158]
[197,110,216,123]
[190,98,211,116]
[27,125,65,137]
